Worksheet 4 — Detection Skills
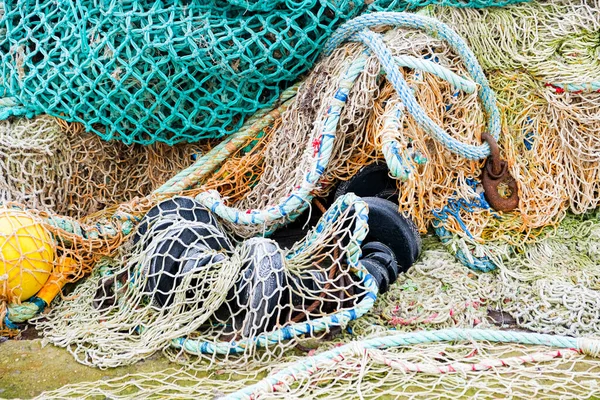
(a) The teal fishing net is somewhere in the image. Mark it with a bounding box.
[0,0,363,145]
[0,0,532,146]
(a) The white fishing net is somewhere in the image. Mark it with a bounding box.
[34,195,385,368]
[0,116,205,217]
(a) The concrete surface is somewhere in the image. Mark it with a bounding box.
[0,338,175,399]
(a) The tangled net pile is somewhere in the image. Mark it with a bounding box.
[0,116,205,217]
[419,0,600,271]
[2,2,600,399]
[36,193,377,367]
[30,217,600,398]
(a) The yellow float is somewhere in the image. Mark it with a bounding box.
[0,208,54,302]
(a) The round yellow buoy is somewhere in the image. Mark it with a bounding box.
[0,209,54,302]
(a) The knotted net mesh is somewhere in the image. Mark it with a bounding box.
[34,194,377,368]
[2,4,600,398]
[0,115,206,217]
[33,340,600,399]
[31,217,600,398]
[0,0,536,146]
[0,0,363,145]
[418,0,600,247]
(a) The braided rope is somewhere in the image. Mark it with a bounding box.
[228,328,600,399]
[434,223,497,272]
[3,297,45,328]
[426,175,498,272]
[366,347,579,374]
[379,101,416,181]
[194,12,496,229]
[324,12,500,161]
[194,55,369,226]
[393,55,477,93]
[547,81,600,94]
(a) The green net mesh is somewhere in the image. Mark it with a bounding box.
[0,0,533,146]
[0,0,364,145]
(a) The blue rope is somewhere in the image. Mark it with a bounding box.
[324,12,501,161]
[432,179,498,272]
[228,328,597,399]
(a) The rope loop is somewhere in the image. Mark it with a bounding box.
[324,12,501,161]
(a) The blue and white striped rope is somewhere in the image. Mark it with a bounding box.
[379,101,416,181]
[194,55,368,226]
[432,179,497,272]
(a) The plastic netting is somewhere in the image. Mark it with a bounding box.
[30,217,600,399]
[0,0,535,146]
[2,6,600,398]
[1,0,595,325]
[0,8,497,354]
[425,0,600,88]
[0,0,365,145]
[0,116,206,217]
[420,0,600,250]
[32,340,600,399]
[367,211,600,338]
[33,194,383,367]
[369,0,530,12]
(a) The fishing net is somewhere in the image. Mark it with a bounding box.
[0,0,364,145]
[417,0,600,256]
[426,0,600,89]
[0,9,522,336]
[32,338,600,399]
[0,7,530,363]
[0,0,537,146]
[368,209,600,338]
[3,7,600,399]
[30,212,600,398]
[33,194,380,368]
[0,115,206,217]
[209,26,490,239]
[369,0,530,12]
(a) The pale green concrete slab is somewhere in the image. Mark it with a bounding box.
[0,338,175,399]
